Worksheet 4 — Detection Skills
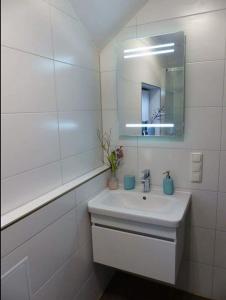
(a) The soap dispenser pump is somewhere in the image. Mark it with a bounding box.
[163,171,174,195]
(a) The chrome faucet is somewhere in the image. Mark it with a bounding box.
[141,169,151,193]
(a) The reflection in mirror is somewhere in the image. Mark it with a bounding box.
[117,32,185,137]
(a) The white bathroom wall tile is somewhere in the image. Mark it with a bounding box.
[136,0,226,25]
[190,190,217,229]
[221,109,226,150]
[51,7,99,70]
[216,192,226,231]
[177,261,213,298]
[100,41,117,72]
[1,113,60,178]
[74,272,100,300]
[223,61,226,106]
[138,148,219,191]
[186,226,215,265]
[76,241,95,287]
[1,0,53,58]
[1,191,75,257]
[75,172,108,206]
[184,107,222,150]
[212,267,226,300]
[1,162,62,215]
[1,46,56,113]
[185,61,224,107]
[59,111,101,158]
[102,110,119,145]
[219,151,226,192]
[93,265,114,299]
[214,231,226,269]
[117,147,138,183]
[1,258,30,300]
[62,148,103,184]
[102,109,138,147]
[77,201,92,248]
[54,61,101,111]
[137,10,226,63]
[32,251,82,300]
[101,71,117,110]
[1,209,79,294]
[49,0,78,19]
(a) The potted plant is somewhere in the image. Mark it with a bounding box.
[97,129,123,190]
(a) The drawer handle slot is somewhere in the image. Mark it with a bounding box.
[94,223,175,242]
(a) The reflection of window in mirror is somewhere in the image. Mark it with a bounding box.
[141,83,164,136]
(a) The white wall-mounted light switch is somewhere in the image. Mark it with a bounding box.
[192,162,202,172]
[191,171,202,183]
[192,152,203,162]
[191,152,203,182]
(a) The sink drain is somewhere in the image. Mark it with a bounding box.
[142,196,147,200]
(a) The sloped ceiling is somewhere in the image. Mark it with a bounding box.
[70,0,147,49]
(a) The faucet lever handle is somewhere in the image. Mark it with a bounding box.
[142,169,150,178]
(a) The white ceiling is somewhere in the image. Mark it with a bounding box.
[70,0,148,49]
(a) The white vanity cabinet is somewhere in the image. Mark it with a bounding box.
[90,215,185,284]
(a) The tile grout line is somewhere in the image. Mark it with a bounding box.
[135,8,226,28]
[1,44,100,73]
[49,4,64,185]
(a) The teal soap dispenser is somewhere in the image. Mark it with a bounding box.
[163,171,174,195]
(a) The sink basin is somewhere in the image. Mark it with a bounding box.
[88,188,191,228]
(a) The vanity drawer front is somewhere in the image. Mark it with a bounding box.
[92,225,176,284]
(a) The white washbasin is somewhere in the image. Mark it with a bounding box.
[88,188,191,228]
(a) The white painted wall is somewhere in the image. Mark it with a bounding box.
[1,0,103,215]
[100,1,226,299]
[1,171,113,300]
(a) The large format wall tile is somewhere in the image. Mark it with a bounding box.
[1,0,53,58]
[61,148,102,183]
[1,46,56,113]
[55,61,100,111]
[51,7,99,70]
[214,231,226,269]
[213,267,226,300]
[136,0,226,25]
[1,191,75,257]
[1,113,60,178]
[177,261,213,298]
[186,226,215,265]
[224,61,226,107]
[1,162,62,215]
[221,109,226,150]
[59,111,101,159]
[216,192,226,231]
[185,61,224,108]
[1,209,79,294]
[219,151,226,193]
[190,190,217,229]
[101,71,117,110]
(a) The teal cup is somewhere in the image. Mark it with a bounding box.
[124,175,135,190]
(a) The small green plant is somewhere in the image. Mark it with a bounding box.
[97,129,123,174]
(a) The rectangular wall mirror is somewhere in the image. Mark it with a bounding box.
[117,31,185,137]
